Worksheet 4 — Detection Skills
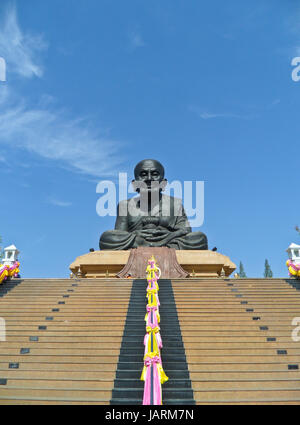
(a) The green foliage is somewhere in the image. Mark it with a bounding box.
[264,259,273,278]
[239,261,247,278]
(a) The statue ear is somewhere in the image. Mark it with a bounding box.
[160,179,168,191]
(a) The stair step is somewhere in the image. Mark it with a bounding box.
[120,348,185,355]
[121,341,183,348]
[121,336,183,343]
[110,398,196,405]
[118,354,187,363]
[114,379,192,389]
[116,370,191,380]
[111,388,194,399]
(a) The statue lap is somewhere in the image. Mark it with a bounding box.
[100,229,208,251]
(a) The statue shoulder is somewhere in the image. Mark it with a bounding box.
[117,197,140,216]
[117,197,138,207]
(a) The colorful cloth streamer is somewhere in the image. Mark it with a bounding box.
[0,261,20,285]
[8,261,20,279]
[146,288,160,308]
[145,305,160,327]
[141,256,168,405]
[0,265,9,285]
[147,278,159,291]
[141,353,169,405]
[144,327,163,357]
[286,260,300,278]
[146,261,161,281]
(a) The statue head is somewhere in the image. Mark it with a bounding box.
[133,159,167,193]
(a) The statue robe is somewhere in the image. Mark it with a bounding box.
[99,194,208,251]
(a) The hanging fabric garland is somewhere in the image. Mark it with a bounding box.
[286,259,300,278]
[0,261,20,285]
[141,256,168,405]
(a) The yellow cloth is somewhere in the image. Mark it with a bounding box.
[145,326,160,354]
[140,352,169,384]
[144,309,160,324]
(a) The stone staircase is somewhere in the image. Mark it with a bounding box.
[0,277,299,404]
[0,278,131,404]
[173,278,300,404]
[111,279,194,405]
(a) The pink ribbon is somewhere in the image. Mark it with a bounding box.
[0,265,8,283]
[143,332,163,356]
[147,278,158,290]
[288,261,300,271]
[287,260,300,276]
[143,356,162,405]
[144,355,161,367]
[146,306,159,328]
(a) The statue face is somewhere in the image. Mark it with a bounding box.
[134,159,165,190]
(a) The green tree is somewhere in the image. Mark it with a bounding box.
[264,259,273,278]
[296,225,300,235]
[239,261,247,278]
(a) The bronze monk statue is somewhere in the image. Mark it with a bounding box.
[99,159,208,250]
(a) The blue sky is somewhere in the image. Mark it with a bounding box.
[0,0,299,278]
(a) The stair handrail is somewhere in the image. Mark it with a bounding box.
[141,256,168,405]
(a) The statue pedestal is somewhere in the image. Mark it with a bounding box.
[117,247,189,279]
[69,248,236,279]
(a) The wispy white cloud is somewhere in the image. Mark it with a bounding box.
[46,197,72,208]
[0,3,47,78]
[0,93,125,177]
[188,104,261,120]
[199,112,241,120]
[0,3,126,178]
[189,106,244,120]
[129,31,145,49]
[267,98,281,109]
[5,108,122,180]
